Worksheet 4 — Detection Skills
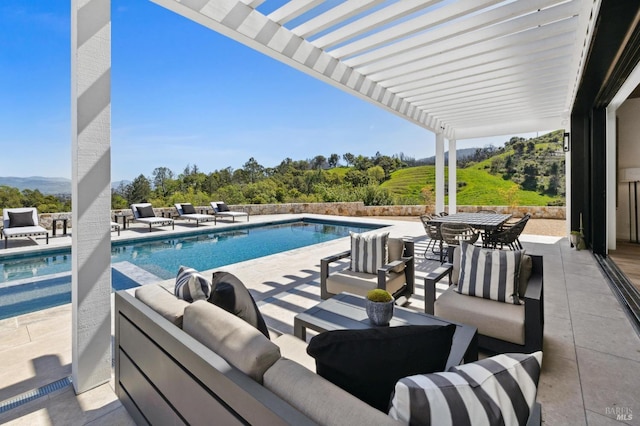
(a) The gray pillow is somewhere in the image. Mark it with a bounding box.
[181,203,196,214]
[8,211,35,227]
[137,205,155,218]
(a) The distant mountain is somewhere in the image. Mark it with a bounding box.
[0,177,131,195]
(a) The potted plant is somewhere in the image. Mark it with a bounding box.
[570,231,580,247]
[366,289,394,326]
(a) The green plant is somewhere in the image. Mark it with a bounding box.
[366,289,393,303]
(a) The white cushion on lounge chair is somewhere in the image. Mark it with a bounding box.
[2,208,49,247]
[130,203,173,231]
[174,203,215,225]
[209,202,249,222]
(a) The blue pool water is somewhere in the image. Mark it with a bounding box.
[0,219,382,319]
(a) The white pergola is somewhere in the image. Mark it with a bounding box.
[71,0,599,391]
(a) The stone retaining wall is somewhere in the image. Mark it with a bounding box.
[34,203,565,230]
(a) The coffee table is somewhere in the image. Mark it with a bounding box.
[294,292,478,370]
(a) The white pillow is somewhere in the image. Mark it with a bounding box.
[174,266,212,302]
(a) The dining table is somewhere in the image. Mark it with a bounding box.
[427,212,513,258]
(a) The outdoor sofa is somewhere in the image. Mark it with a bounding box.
[115,281,542,425]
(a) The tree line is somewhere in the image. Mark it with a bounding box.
[111,153,408,209]
[0,186,71,213]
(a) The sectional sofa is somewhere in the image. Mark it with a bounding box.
[115,284,542,425]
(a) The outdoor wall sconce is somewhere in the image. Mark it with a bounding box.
[563,132,570,152]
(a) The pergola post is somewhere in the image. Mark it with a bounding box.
[448,138,457,214]
[435,132,445,214]
[71,0,112,394]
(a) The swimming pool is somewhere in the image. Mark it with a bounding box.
[0,218,383,319]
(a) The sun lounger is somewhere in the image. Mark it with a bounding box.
[130,203,174,232]
[174,203,216,227]
[2,208,49,249]
[209,201,249,224]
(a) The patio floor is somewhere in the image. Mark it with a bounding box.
[0,215,638,425]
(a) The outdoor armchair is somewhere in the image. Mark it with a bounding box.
[130,203,174,232]
[424,245,543,354]
[210,201,249,224]
[174,203,216,227]
[320,236,415,302]
[2,207,49,249]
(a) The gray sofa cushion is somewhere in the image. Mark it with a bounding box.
[435,285,525,345]
[183,300,280,383]
[264,359,401,426]
[325,269,405,297]
[387,238,406,273]
[273,334,316,372]
[135,284,190,328]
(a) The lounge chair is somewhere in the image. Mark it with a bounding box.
[2,208,49,248]
[174,203,216,227]
[111,222,121,236]
[130,203,174,232]
[209,201,249,224]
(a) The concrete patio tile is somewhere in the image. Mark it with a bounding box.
[0,316,19,333]
[544,289,571,320]
[578,347,640,425]
[0,326,30,352]
[563,261,606,279]
[567,288,628,320]
[543,313,577,362]
[571,312,640,362]
[564,273,617,296]
[538,351,586,426]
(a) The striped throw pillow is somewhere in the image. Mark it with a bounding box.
[175,266,212,302]
[350,232,389,274]
[389,352,543,426]
[457,242,522,304]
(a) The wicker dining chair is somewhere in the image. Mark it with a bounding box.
[420,214,445,261]
[486,214,530,250]
[440,223,480,247]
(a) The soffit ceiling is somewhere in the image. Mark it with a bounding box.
[152,0,600,140]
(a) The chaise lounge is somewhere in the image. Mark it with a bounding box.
[174,203,216,227]
[210,201,249,223]
[2,207,49,249]
[130,203,174,232]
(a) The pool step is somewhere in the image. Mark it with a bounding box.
[111,261,161,286]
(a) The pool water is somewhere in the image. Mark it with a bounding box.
[0,219,382,319]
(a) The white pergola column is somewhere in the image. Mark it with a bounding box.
[71,0,112,394]
[435,132,445,214]
[448,138,457,214]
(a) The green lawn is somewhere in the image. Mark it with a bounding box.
[381,165,559,206]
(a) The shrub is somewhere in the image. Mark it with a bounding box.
[366,289,393,303]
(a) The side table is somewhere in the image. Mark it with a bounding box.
[52,218,69,236]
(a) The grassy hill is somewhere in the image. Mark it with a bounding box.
[380,131,565,206]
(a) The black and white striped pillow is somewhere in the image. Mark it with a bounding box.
[457,242,522,304]
[175,266,212,302]
[389,351,543,426]
[350,232,389,274]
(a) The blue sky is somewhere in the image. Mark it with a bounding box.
[0,1,540,182]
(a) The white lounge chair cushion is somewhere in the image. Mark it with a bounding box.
[2,225,48,238]
[135,217,172,225]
